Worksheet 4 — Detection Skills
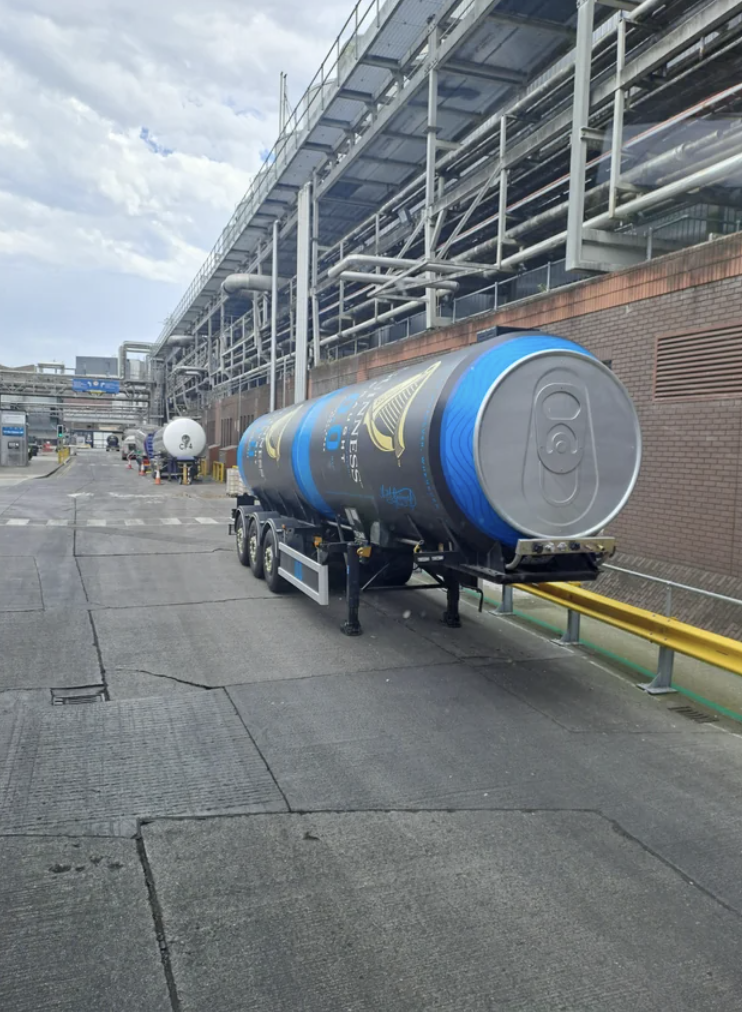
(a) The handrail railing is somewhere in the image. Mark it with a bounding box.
[158,0,385,346]
[603,562,742,614]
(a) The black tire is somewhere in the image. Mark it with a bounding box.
[386,555,414,587]
[263,526,288,594]
[247,518,265,580]
[364,553,414,588]
[235,515,250,567]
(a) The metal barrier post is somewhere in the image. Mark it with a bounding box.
[561,609,581,645]
[642,646,677,695]
[497,585,514,615]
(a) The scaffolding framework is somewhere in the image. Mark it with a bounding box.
[151,0,742,418]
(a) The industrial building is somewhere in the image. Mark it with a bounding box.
[0,343,154,440]
[149,0,742,607]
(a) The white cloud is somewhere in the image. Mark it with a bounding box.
[0,0,351,364]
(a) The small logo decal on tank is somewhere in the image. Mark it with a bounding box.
[381,486,417,511]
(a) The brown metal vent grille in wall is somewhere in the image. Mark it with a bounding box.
[655,325,742,400]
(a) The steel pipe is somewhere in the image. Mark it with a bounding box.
[222,274,278,296]
[338,271,460,292]
[319,299,424,346]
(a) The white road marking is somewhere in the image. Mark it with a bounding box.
[4,516,231,527]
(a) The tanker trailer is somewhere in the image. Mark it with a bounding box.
[231,331,641,635]
[132,428,153,472]
[149,418,207,484]
[121,431,137,460]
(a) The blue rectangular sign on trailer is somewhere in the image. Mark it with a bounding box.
[2,426,24,436]
[71,378,120,394]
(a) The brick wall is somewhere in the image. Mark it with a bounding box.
[204,375,294,468]
[205,233,742,628]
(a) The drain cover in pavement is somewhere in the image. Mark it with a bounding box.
[0,691,285,835]
[669,705,719,724]
[51,685,106,705]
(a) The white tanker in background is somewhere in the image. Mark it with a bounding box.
[124,419,207,483]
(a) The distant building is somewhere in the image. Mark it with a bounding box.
[75,356,118,377]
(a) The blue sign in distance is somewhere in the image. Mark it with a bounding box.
[71,378,120,394]
[2,426,24,436]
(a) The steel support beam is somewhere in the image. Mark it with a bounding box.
[312,180,321,367]
[566,0,597,271]
[609,14,627,218]
[487,11,577,38]
[270,220,278,412]
[496,116,508,268]
[443,57,527,85]
[425,26,439,331]
[295,183,311,403]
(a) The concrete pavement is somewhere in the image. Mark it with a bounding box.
[2,450,742,1011]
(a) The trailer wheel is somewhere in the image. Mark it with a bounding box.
[365,554,414,587]
[235,515,250,568]
[248,518,265,580]
[385,555,414,587]
[263,527,288,594]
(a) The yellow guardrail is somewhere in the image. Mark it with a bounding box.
[212,461,226,483]
[57,446,71,464]
[508,581,742,690]
[199,458,209,477]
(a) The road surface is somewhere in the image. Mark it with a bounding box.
[2,451,742,1011]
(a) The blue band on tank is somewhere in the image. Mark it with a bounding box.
[236,426,252,490]
[237,416,271,491]
[441,335,594,545]
[292,390,347,518]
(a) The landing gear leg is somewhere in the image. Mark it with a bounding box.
[442,570,462,628]
[342,547,363,637]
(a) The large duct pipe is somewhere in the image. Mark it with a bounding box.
[118,341,154,378]
[222,274,288,296]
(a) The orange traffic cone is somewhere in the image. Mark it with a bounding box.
[154,470,161,485]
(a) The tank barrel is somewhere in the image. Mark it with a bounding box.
[236,332,641,550]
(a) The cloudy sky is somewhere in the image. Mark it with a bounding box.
[0,0,351,367]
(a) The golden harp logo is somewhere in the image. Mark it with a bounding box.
[364,361,441,460]
[265,407,301,461]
